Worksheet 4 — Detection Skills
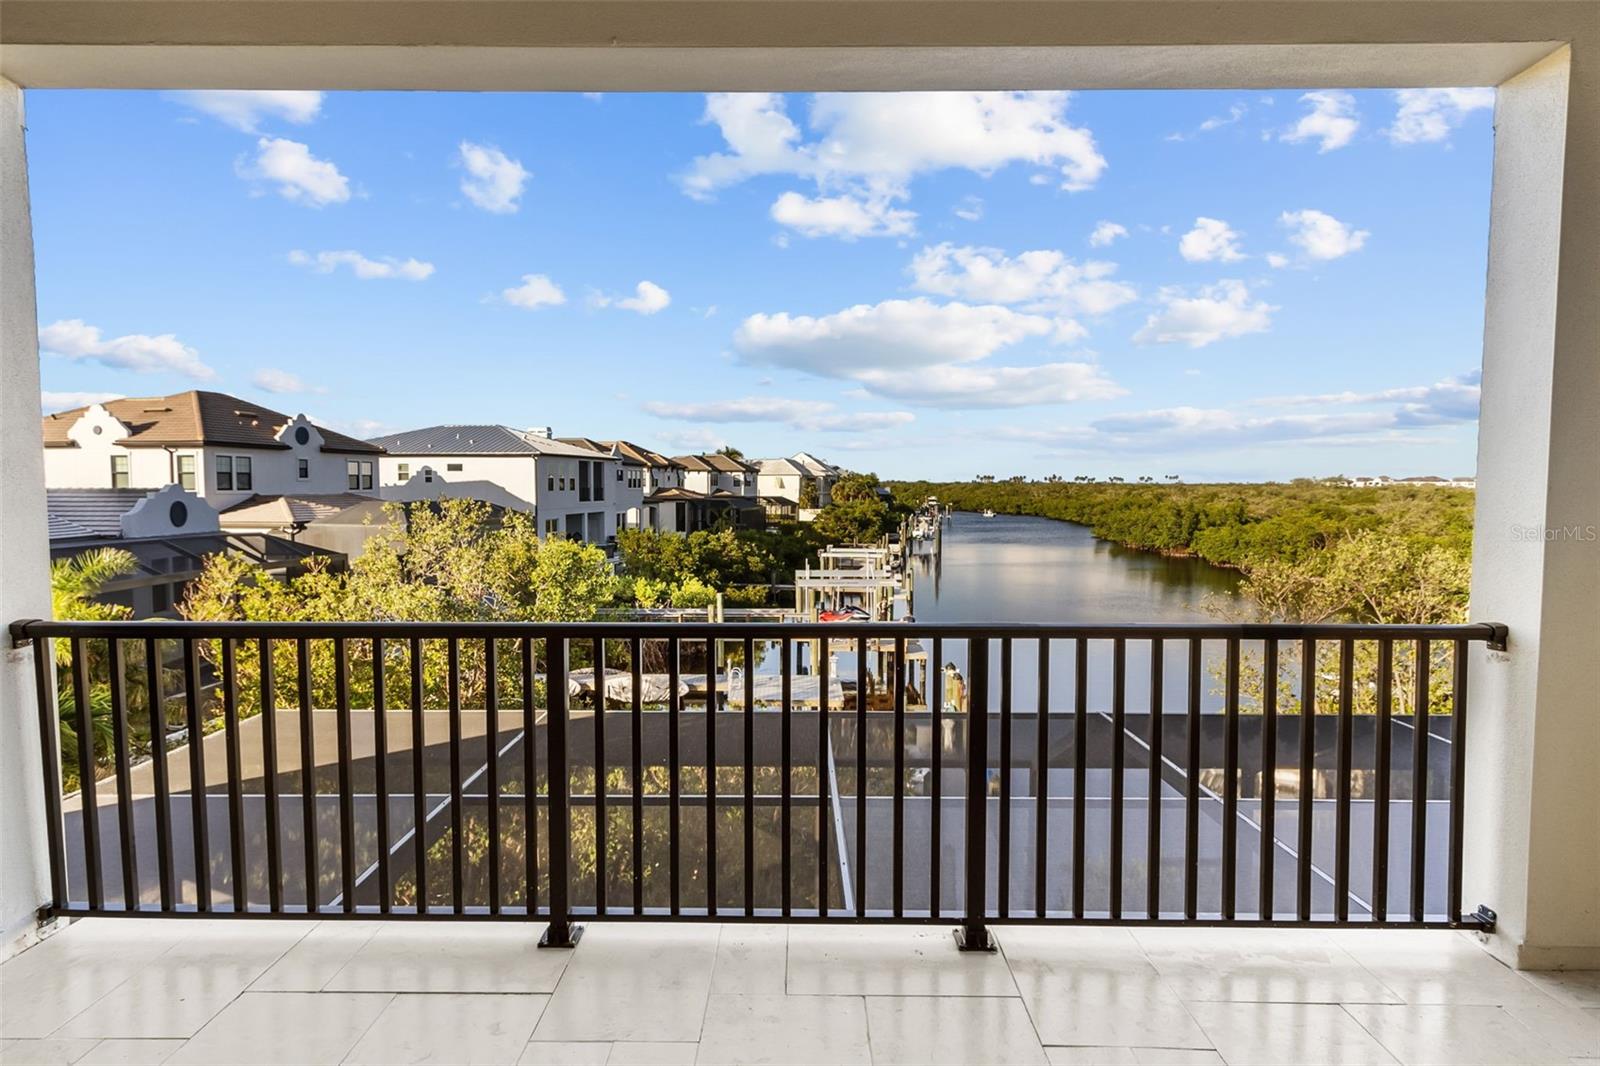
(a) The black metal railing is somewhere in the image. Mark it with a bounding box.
[10,619,1506,948]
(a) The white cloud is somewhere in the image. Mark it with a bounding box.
[643,395,914,432]
[616,281,672,315]
[998,403,1454,456]
[1017,370,1482,457]
[1133,280,1275,348]
[252,368,323,394]
[735,297,1057,377]
[1088,221,1128,248]
[908,243,1136,316]
[1386,88,1495,145]
[41,390,124,413]
[771,191,916,239]
[656,427,730,452]
[244,137,350,206]
[502,274,567,309]
[852,361,1124,409]
[1265,253,1290,269]
[732,296,1119,409]
[1261,369,1480,425]
[1167,102,1247,142]
[953,196,985,222]
[169,90,324,132]
[39,319,215,379]
[288,249,435,280]
[1279,209,1369,260]
[458,141,529,214]
[1178,217,1245,262]
[1281,91,1360,152]
[681,91,1106,208]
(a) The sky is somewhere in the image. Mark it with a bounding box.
[26,87,1494,481]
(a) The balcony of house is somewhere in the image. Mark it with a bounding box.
[6,618,1593,1064]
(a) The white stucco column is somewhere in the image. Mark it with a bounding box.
[0,77,53,954]
[1467,46,1600,971]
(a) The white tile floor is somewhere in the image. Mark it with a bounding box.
[1,919,1595,1065]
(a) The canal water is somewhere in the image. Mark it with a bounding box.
[908,512,1241,714]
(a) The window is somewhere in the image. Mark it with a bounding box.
[579,462,591,502]
[593,461,604,502]
[544,519,559,537]
[423,468,434,483]
[617,468,624,481]
[110,454,129,488]
[235,456,253,491]
[398,463,410,481]
[216,454,233,491]
[547,474,555,491]
[447,462,463,472]
[177,454,195,491]
[297,458,309,480]
[151,583,169,614]
[348,459,373,490]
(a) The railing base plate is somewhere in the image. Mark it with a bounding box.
[953,926,996,953]
[539,923,583,949]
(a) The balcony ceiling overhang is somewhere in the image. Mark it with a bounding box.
[0,1,1580,90]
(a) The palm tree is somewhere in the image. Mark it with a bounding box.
[49,548,137,787]
[52,548,137,624]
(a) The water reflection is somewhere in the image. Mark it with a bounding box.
[912,513,1241,713]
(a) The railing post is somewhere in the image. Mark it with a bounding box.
[540,632,580,948]
[956,637,994,951]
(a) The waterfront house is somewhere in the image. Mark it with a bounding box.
[41,391,383,513]
[789,450,841,506]
[672,453,765,528]
[559,437,652,533]
[370,424,622,543]
[46,484,342,618]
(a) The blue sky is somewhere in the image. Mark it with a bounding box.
[27,87,1493,480]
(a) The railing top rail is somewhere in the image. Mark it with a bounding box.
[9,617,1508,646]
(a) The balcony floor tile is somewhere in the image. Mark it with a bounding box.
[323,923,568,994]
[864,995,1046,1065]
[342,993,546,1065]
[0,1038,101,1065]
[786,926,1017,997]
[1184,1001,1398,1065]
[3,918,1592,1065]
[163,991,393,1066]
[695,993,869,1066]
[531,926,718,1044]
[709,926,787,995]
[73,1039,185,1065]
[516,1043,611,1066]
[1342,1003,1570,1065]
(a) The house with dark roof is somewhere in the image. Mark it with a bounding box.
[47,484,343,618]
[659,454,765,531]
[42,391,383,514]
[369,424,623,543]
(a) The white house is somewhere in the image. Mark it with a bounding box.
[41,391,383,513]
[666,453,764,529]
[789,451,840,506]
[47,483,342,618]
[370,424,623,543]
[560,437,655,534]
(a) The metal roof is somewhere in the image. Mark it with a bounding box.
[46,488,161,539]
[368,425,601,458]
